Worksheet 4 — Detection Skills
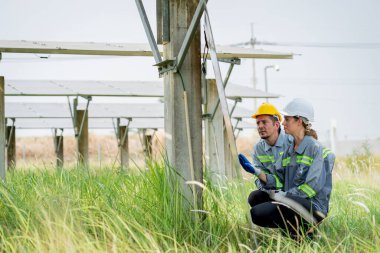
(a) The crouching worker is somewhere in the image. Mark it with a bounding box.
[239,98,335,240]
[243,102,293,204]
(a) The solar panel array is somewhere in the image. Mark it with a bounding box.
[5,80,279,98]
[5,102,252,119]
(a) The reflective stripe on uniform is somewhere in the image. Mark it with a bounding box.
[257,155,275,163]
[282,157,291,166]
[323,148,333,159]
[296,155,314,165]
[298,184,316,198]
[273,174,284,189]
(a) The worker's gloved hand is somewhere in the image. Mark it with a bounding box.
[238,154,262,176]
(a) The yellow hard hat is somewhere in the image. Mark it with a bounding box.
[251,102,282,122]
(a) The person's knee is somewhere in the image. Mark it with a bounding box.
[250,207,261,224]
[247,191,257,207]
[248,190,268,207]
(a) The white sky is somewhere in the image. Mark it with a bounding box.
[1,0,379,141]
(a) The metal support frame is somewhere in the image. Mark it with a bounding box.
[175,0,208,71]
[220,58,241,86]
[135,0,163,64]
[138,0,208,75]
[209,59,240,121]
[234,128,242,139]
[233,117,241,131]
[228,98,242,117]
[203,6,240,178]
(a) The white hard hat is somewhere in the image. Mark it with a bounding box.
[282,98,314,122]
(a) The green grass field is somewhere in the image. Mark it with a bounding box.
[0,156,379,252]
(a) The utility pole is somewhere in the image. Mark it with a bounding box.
[250,23,257,111]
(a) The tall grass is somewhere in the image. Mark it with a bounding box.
[0,158,379,252]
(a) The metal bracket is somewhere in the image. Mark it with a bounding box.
[154,58,176,76]
[229,98,242,117]
[176,0,208,71]
[135,0,163,64]
[233,117,242,131]
[234,127,242,139]
[218,58,241,65]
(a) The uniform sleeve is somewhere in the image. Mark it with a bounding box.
[251,144,267,172]
[262,164,284,190]
[252,145,280,190]
[287,145,325,198]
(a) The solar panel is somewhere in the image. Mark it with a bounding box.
[5,102,252,119]
[5,80,163,97]
[8,118,165,130]
[9,117,256,131]
[5,80,279,98]
[5,103,165,118]
[0,40,293,59]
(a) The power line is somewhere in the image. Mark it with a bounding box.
[233,40,380,49]
[258,41,380,49]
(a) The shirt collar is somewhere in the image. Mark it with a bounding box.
[264,130,285,152]
[295,135,312,154]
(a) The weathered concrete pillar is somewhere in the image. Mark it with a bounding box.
[163,0,203,208]
[119,126,129,170]
[54,133,64,168]
[76,110,88,167]
[205,79,226,182]
[0,77,5,181]
[6,126,16,170]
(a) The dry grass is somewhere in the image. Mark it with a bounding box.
[15,131,166,168]
[14,132,258,168]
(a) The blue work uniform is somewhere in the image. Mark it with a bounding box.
[264,135,335,215]
[252,130,293,190]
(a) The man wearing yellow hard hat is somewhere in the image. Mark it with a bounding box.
[238,102,293,206]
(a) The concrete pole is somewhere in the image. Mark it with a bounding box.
[54,134,64,168]
[224,128,235,178]
[156,0,163,44]
[0,77,5,181]
[205,79,226,182]
[164,0,203,208]
[6,126,16,170]
[76,110,88,167]
[119,126,129,170]
[143,132,153,161]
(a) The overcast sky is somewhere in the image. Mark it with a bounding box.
[1,0,379,141]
